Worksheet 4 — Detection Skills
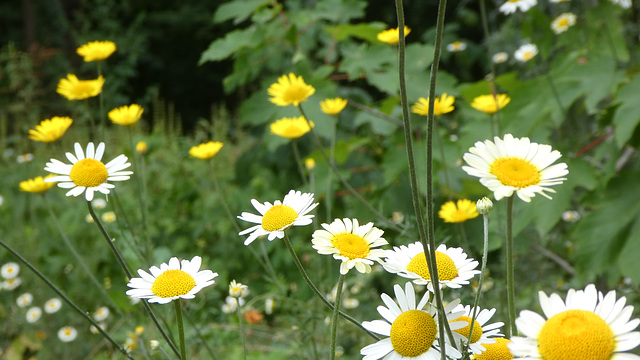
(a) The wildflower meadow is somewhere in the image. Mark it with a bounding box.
[2,0,640,359]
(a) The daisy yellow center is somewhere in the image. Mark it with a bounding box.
[538,310,614,360]
[69,159,109,187]
[490,157,540,188]
[557,18,569,27]
[523,52,534,60]
[150,270,196,298]
[474,338,513,360]
[261,205,298,232]
[331,233,370,260]
[406,251,458,281]
[452,316,483,344]
[284,85,308,103]
[390,310,437,357]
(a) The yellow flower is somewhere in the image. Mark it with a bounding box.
[270,116,314,139]
[470,94,511,114]
[320,98,348,115]
[268,73,315,106]
[76,41,116,62]
[19,175,57,193]
[56,74,105,100]
[305,158,316,170]
[412,93,455,116]
[136,141,147,153]
[28,116,73,142]
[108,104,143,126]
[438,199,479,223]
[189,141,223,160]
[377,26,411,44]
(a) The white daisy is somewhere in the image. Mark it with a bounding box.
[382,242,480,292]
[312,218,388,275]
[44,142,133,201]
[229,280,249,298]
[237,190,318,245]
[447,41,467,52]
[462,134,569,202]
[500,0,537,14]
[509,284,640,359]
[611,0,632,8]
[492,52,509,64]
[514,43,538,62]
[361,282,466,360]
[1,262,20,279]
[126,256,217,304]
[16,293,33,308]
[450,305,505,355]
[3,277,21,290]
[551,12,577,34]
[44,298,62,313]
[26,307,42,323]
[94,306,110,321]
[58,326,78,342]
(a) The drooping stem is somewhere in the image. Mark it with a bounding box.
[174,300,186,360]
[505,195,517,336]
[330,273,346,360]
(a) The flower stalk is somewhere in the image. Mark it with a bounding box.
[174,300,187,360]
[330,273,345,360]
[505,195,517,337]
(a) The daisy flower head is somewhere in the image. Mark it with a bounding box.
[237,190,318,246]
[382,242,480,292]
[412,93,455,117]
[44,298,62,313]
[551,13,577,34]
[17,293,33,308]
[462,134,569,202]
[26,307,42,323]
[509,284,640,359]
[1,262,20,279]
[361,282,465,360]
[28,116,73,142]
[76,40,116,62]
[126,256,217,304]
[377,26,411,44]
[19,175,57,193]
[500,0,537,15]
[108,104,143,126]
[473,338,514,360]
[447,41,467,52]
[514,43,538,62]
[450,305,505,355]
[471,94,511,114]
[189,141,223,160]
[320,98,348,115]
[311,218,388,275]
[94,306,110,321]
[44,142,133,201]
[270,116,314,139]
[268,73,315,107]
[3,277,21,290]
[58,326,78,342]
[493,52,509,64]
[229,280,249,298]
[57,74,105,100]
[610,0,632,8]
[439,199,479,223]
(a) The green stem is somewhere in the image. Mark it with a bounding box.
[465,210,491,353]
[435,128,451,194]
[330,273,345,360]
[505,195,516,337]
[0,239,134,359]
[291,139,309,187]
[236,299,247,360]
[174,301,186,360]
[282,233,379,340]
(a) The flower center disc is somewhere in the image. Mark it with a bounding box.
[69,158,109,187]
[151,270,196,298]
[538,309,614,360]
[332,233,370,259]
[390,309,437,357]
[558,19,569,27]
[284,85,307,104]
[452,315,483,344]
[261,205,298,232]
[490,157,540,188]
[475,338,513,360]
[406,251,458,281]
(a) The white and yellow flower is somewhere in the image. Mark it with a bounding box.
[229,280,249,298]
[237,190,318,245]
[44,298,62,313]
[514,44,538,63]
[551,13,577,34]
[500,0,537,14]
[450,305,505,355]
[26,307,42,323]
[16,293,33,308]
[58,326,78,342]
[1,262,20,279]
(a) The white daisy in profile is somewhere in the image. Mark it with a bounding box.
[237,190,318,245]
[229,280,249,298]
[26,307,42,323]
[551,12,577,34]
[514,43,538,62]
[447,41,467,52]
[492,52,509,64]
[450,305,505,355]
[44,142,133,201]
[382,242,480,292]
[500,0,537,14]
[312,218,388,275]
[361,282,466,360]
[126,256,217,304]
[58,326,78,342]
[462,134,569,202]
[1,262,20,279]
[509,284,640,359]
[16,293,33,308]
[44,298,62,313]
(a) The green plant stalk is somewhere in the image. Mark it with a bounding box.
[325,118,336,221]
[291,139,309,187]
[330,273,345,360]
[465,211,491,354]
[282,233,379,340]
[183,310,219,360]
[297,105,402,233]
[236,299,247,360]
[435,127,451,194]
[174,301,186,360]
[84,99,97,141]
[87,201,180,357]
[0,238,135,360]
[128,127,152,261]
[505,195,516,337]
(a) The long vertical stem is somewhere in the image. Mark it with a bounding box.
[466,209,491,353]
[236,299,247,360]
[505,196,516,336]
[174,301,186,360]
[291,140,309,187]
[330,273,345,360]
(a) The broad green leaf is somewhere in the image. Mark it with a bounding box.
[199,27,258,64]
[213,0,272,24]
[612,73,640,147]
[617,213,640,283]
[324,22,388,43]
[313,0,367,23]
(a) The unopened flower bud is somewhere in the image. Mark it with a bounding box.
[476,197,493,214]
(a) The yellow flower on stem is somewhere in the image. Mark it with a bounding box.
[76,41,116,62]
[19,175,57,193]
[108,104,143,126]
[56,74,105,100]
[189,141,223,160]
[28,116,73,142]
[270,116,314,139]
[376,26,411,44]
[320,98,348,115]
[268,73,315,106]
[470,94,511,114]
[412,93,455,116]
[136,141,148,153]
[438,199,479,223]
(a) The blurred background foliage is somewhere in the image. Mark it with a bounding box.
[1,0,640,358]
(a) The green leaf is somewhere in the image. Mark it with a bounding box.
[617,213,640,283]
[213,0,272,24]
[612,73,640,148]
[199,27,258,64]
[313,0,367,23]
[324,22,387,43]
